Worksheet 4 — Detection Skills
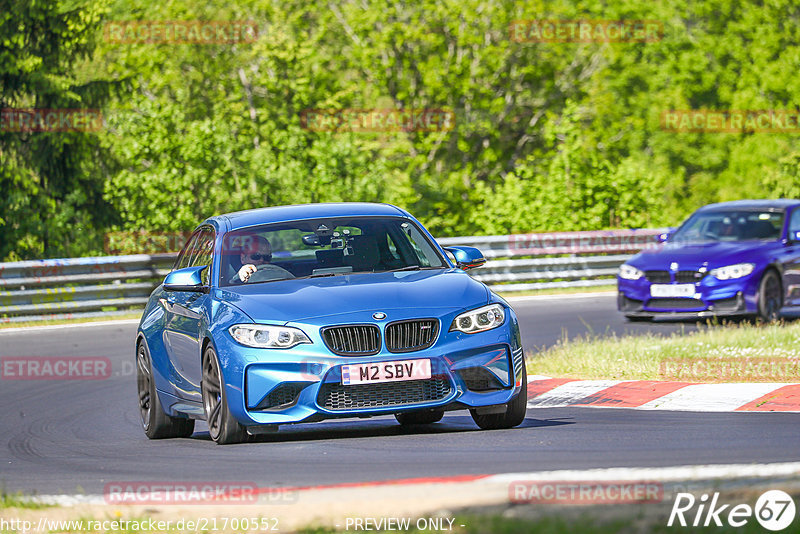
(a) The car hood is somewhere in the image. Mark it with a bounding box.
[629,241,779,270]
[215,269,489,324]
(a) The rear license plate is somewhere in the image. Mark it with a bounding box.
[650,284,695,298]
[342,359,432,385]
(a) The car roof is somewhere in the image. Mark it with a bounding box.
[696,199,800,212]
[204,202,411,231]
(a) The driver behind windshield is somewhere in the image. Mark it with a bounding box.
[229,235,295,284]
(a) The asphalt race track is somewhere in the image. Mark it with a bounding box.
[2,293,799,494]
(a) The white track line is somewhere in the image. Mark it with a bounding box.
[0,319,140,334]
[29,462,800,507]
[638,383,788,412]
[487,461,800,484]
[506,291,615,303]
[526,380,623,408]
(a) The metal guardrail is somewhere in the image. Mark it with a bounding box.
[0,229,665,323]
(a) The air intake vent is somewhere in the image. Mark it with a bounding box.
[254,382,306,411]
[322,324,380,356]
[317,377,451,411]
[385,319,438,353]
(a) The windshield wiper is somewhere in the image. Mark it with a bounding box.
[308,272,338,278]
[388,265,421,272]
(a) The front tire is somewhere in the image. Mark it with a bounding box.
[470,365,527,430]
[757,270,782,322]
[202,345,249,445]
[137,341,195,439]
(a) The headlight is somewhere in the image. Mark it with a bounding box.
[709,263,755,280]
[618,264,644,280]
[228,324,312,349]
[450,304,505,334]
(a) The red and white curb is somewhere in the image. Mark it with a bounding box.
[28,462,800,507]
[527,376,800,412]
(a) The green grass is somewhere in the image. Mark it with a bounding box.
[0,491,52,509]
[527,320,800,381]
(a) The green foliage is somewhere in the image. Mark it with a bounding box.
[3,0,800,259]
[0,0,120,260]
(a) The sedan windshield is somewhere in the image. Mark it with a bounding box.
[220,216,447,286]
[671,210,784,243]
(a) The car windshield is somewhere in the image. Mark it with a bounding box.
[671,210,784,243]
[219,216,447,286]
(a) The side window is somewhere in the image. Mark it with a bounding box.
[789,209,800,239]
[189,227,215,284]
[173,231,200,271]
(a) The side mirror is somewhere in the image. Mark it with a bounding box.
[656,228,676,243]
[443,246,486,270]
[164,265,209,292]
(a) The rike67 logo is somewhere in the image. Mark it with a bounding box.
[669,490,796,531]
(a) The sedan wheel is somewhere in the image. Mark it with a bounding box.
[137,342,194,439]
[202,345,249,445]
[757,270,782,322]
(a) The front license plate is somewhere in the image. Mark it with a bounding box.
[650,284,695,298]
[342,359,432,385]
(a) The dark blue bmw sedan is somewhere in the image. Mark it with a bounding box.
[136,203,527,444]
[617,199,800,321]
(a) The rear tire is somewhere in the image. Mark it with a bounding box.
[757,270,782,322]
[137,341,195,439]
[202,345,249,445]
[395,410,444,425]
[470,365,527,430]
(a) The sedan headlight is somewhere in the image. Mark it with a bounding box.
[709,263,755,280]
[229,324,312,349]
[618,264,644,280]
[450,304,505,334]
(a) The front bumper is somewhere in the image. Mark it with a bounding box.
[617,274,759,318]
[213,317,526,427]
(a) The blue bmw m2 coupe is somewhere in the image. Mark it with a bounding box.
[618,199,800,321]
[136,203,527,443]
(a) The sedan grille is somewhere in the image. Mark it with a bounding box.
[647,298,705,310]
[385,319,438,353]
[645,270,671,283]
[317,377,451,411]
[676,270,707,284]
[322,325,380,356]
